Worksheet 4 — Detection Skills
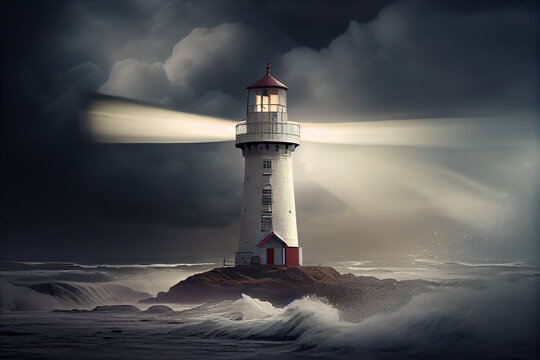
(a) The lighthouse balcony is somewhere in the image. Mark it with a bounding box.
[236,120,300,146]
[246,111,288,123]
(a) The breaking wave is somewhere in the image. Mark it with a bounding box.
[171,279,539,358]
[0,261,215,271]
[0,261,216,311]
[1,260,538,359]
[0,280,151,311]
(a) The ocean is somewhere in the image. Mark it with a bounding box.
[1,260,538,359]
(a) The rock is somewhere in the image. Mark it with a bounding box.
[52,309,90,313]
[141,266,436,322]
[144,305,174,313]
[91,305,141,312]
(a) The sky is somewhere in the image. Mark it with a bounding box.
[1,0,539,263]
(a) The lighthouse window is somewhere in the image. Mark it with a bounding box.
[270,93,279,112]
[249,89,286,113]
[256,89,269,112]
[261,214,272,231]
[263,160,272,170]
[262,188,272,208]
[262,186,272,227]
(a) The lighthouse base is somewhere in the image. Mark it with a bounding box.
[235,247,302,266]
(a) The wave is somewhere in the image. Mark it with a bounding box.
[169,294,340,342]
[0,261,216,303]
[0,280,151,311]
[345,267,393,272]
[413,258,533,268]
[413,258,446,265]
[77,262,216,269]
[445,261,533,268]
[0,261,215,271]
[165,278,539,357]
[0,270,113,283]
[1,260,538,358]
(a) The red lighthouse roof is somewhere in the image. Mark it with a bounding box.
[246,63,288,90]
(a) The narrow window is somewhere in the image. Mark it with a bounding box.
[261,214,272,231]
[256,89,269,112]
[270,90,279,112]
[263,160,272,170]
[262,188,272,210]
[261,186,272,231]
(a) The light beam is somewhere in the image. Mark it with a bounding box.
[83,95,536,150]
[83,96,236,143]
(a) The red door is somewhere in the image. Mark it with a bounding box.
[266,248,274,265]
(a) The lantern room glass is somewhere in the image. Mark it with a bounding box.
[248,89,286,113]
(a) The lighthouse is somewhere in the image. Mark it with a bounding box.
[235,64,302,266]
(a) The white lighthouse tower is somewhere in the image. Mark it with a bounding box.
[235,64,302,266]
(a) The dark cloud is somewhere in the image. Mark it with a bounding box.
[1,0,538,262]
[100,60,169,102]
[281,1,538,120]
[80,142,243,227]
[97,0,538,121]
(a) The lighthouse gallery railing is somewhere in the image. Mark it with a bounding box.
[235,121,300,146]
[235,121,300,136]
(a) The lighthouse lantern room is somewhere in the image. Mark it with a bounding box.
[235,65,302,266]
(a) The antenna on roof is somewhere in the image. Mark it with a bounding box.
[266,62,270,75]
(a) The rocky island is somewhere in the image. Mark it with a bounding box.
[142,265,437,321]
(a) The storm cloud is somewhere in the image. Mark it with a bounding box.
[282,2,538,120]
[1,0,538,263]
[97,1,538,121]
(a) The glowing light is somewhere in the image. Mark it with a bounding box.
[84,97,236,143]
[301,118,528,149]
[84,96,536,151]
